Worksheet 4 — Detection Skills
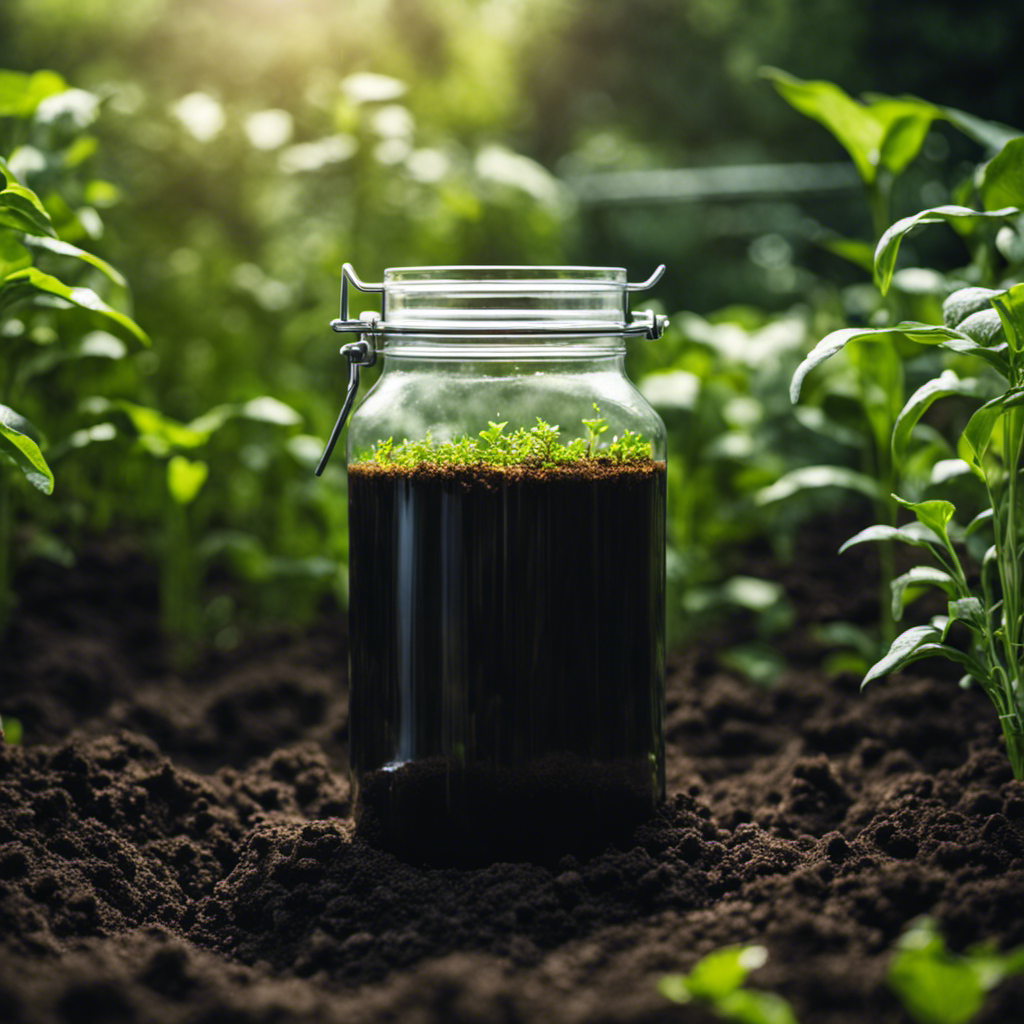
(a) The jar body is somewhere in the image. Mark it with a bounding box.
[346,325,665,864]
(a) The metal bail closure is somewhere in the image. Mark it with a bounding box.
[315,336,380,479]
[314,262,668,474]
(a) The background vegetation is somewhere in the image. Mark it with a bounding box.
[0,0,1019,656]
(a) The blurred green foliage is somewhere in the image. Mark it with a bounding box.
[0,0,1019,651]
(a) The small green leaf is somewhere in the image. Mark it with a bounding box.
[716,988,800,1024]
[756,465,884,506]
[686,946,768,1002]
[943,287,1004,329]
[962,395,1009,476]
[1,267,148,344]
[167,455,209,505]
[0,232,31,278]
[0,69,66,117]
[892,370,987,470]
[0,182,57,236]
[891,567,956,622]
[948,597,985,629]
[863,624,943,685]
[874,206,1020,295]
[981,137,1024,211]
[117,401,208,454]
[839,523,942,555]
[893,496,956,547]
[21,235,127,287]
[657,975,692,1004]
[965,509,994,536]
[990,282,1024,354]
[0,404,54,493]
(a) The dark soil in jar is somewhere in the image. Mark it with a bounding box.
[1,530,1024,1024]
[347,458,667,866]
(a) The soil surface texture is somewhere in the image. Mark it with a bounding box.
[2,532,1024,1024]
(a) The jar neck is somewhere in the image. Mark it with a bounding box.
[378,334,628,361]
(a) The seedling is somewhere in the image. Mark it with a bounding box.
[888,917,1024,1024]
[358,409,652,468]
[658,944,798,1024]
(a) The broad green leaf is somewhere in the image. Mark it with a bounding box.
[21,235,127,287]
[874,206,1019,295]
[981,137,1024,211]
[944,106,1021,154]
[761,68,884,182]
[1,268,148,345]
[990,282,1024,353]
[839,522,942,555]
[791,323,970,403]
[891,567,956,622]
[756,465,884,506]
[893,496,956,547]
[167,456,209,505]
[0,182,57,237]
[892,371,986,469]
[0,404,54,493]
[955,308,1004,346]
[716,989,800,1024]
[863,624,943,685]
[933,331,1011,378]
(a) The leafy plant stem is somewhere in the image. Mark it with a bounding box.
[161,499,201,667]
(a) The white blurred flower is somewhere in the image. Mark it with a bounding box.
[171,92,225,142]
[36,89,99,129]
[370,104,414,138]
[341,72,406,105]
[244,109,294,151]
[278,134,358,173]
[374,138,411,165]
[406,148,450,183]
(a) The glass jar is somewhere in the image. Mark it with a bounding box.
[320,265,668,865]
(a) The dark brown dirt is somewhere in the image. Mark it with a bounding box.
[2,533,1024,1024]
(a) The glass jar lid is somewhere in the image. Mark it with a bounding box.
[333,263,668,339]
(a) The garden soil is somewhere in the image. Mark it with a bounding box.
[2,530,1024,1024]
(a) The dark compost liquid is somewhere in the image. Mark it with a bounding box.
[348,458,666,865]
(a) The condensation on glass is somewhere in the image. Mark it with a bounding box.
[318,264,669,865]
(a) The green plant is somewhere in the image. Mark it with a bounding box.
[358,410,653,468]
[84,395,303,659]
[658,944,799,1024]
[889,917,1024,1024]
[0,68,148,632]
[763,75,1024,657]
[788,130,1024,776]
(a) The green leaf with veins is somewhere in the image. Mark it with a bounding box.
[891,370,987,470]
[0,268,148,345]
[0,404,54,494]
[874,206,1020,295]
[981,137,1024,211]
[990,282,1024,353]
[0,182,57,237]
